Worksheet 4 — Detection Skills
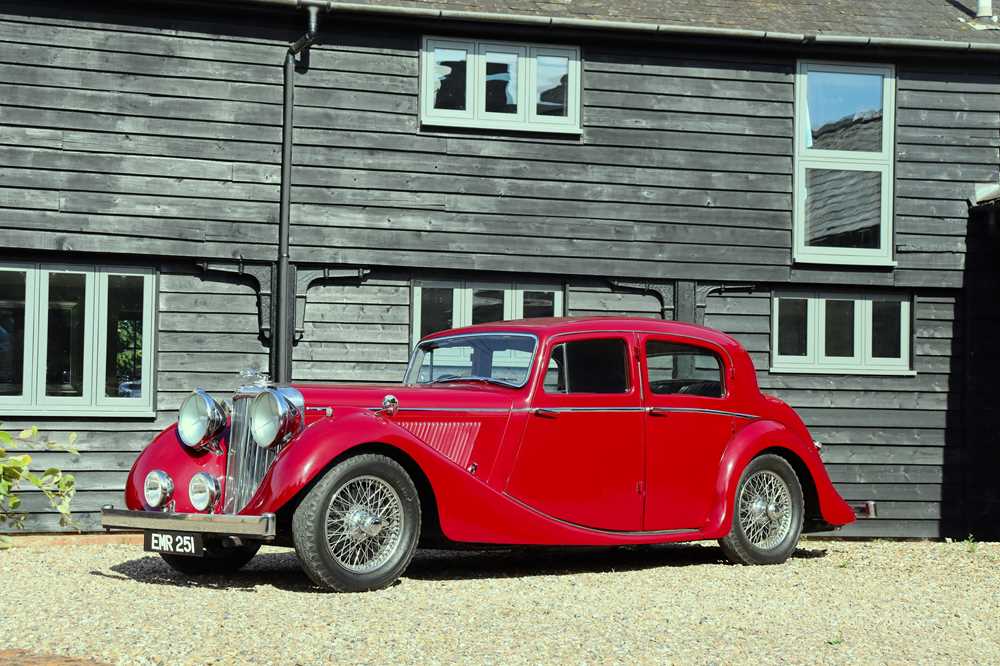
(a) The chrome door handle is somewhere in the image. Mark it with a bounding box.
[533,408,558,418]
[648,407,671,417]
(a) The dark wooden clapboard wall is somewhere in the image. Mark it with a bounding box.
[0,1,997,536]
[0,3,289,262]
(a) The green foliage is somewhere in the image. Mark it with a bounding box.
[0,423,78,549]
[965,534,978,554]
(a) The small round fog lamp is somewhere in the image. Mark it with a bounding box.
[188,472,220,512]
[144,470,174,509]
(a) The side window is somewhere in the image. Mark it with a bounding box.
[545,338,629,394]
[645,340,724,398]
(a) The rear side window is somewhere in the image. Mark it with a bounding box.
[544,338,630,394]
[645,340,723,398]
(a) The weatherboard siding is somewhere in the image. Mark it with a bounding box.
[0,1,993,537]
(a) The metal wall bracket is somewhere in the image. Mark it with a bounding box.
[294,266,371,342]
[607,280,675,320]
[197,259,275,344]
[695,283,757,326]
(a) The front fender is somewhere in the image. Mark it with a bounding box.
[241,410,435,516]
[704,419,855,537]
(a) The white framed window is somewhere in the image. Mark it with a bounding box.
[794,61,896,266]
[420,36,581,134]
[411,280,564,346]
[0,263,156,417]
[770,291,912,375]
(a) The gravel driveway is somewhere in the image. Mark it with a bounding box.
[2,539,998,664]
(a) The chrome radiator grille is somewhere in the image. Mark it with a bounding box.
[222,388,278,514]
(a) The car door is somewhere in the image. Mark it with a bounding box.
[641,334,736,532]
[506,333,644,531]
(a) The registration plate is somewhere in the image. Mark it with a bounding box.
[144,530,204,557]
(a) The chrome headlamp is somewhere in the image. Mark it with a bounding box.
[144,470,174,508]
[249,387,304,449]
[177,389,227,450]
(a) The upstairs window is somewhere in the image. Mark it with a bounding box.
[420,37,581,134]
[794,62,896,266]
[0,263,156,416]
[771,291,912,375]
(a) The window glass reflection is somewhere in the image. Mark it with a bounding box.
[0,271,26,397]
[536,55,569,117]
[433,47,467,111]
[778,298,808,357]
[484,51,518,114]
[824,300,855,358]
[420,287,454,338]
[805,168,881,249]
[472,289,504,324]
[523,291,556,318]
[46,272,86,397]
[806,70,883,151]
[106,275,144,398]
[872,300,903,359]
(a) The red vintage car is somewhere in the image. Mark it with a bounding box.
[102,317,855,591]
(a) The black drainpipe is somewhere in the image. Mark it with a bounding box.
[275,4,322,383]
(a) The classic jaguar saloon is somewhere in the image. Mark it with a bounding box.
[102,317,855,591]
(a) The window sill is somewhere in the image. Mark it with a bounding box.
[769,366,916,377]
[419,118,583,136]
[792,254,897,268]
[0,408,157,419]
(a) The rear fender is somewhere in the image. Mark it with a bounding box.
[704,419,855,537]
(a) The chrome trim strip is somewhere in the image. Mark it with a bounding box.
[648,406,759,419]
[503,494,699,537]
[101,508,276,538]
[395,407,513,413]
[533,406,646,413]
[376,406,758,417]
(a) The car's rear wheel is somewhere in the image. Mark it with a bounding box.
[160,542,260,575]
[719,454,804,565]
[292,453,421,592]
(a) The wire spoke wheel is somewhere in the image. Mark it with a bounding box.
[324,475,404,574]
[737,469,793,550]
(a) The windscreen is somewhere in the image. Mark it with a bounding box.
[404,334,537,388]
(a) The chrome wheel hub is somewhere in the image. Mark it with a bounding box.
[738,470,793,550]
[325,475,404,574]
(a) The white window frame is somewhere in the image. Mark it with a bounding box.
[411,280,564,346]
[0,263,157,417]
[420,36,581,134]
[771,291,913,376]
[794,61,896,266]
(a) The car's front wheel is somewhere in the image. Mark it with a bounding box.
[292,453,421,592]
[719,454,804,565]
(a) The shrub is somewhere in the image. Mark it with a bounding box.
[0,425,78,549]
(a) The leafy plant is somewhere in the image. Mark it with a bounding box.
[964,534,978,554]
[0,424,78,549]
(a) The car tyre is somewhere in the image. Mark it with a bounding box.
[719,454,804,565]
[160,542,260,575]
[292,453,421,592]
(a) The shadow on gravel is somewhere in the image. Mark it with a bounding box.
[92,543,827,590]
[92,551,316,593]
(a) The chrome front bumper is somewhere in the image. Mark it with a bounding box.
[101,508,276,539]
